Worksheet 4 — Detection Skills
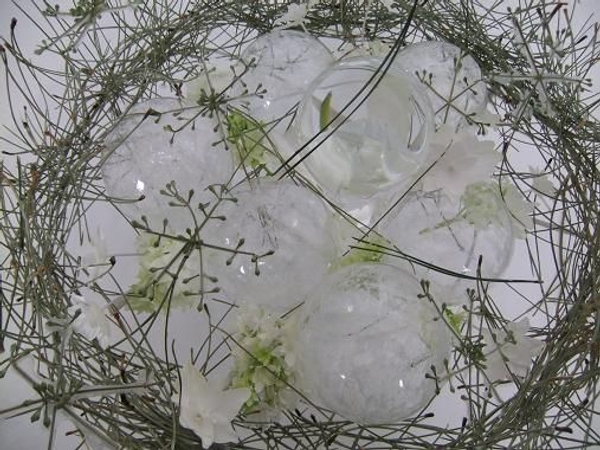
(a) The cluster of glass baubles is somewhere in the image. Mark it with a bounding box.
[100,30,515,425]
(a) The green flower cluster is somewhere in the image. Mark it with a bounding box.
[332,235,387,270]
[226,111,273,174]
[461,180,533,237]
[228,306,297,415]
[127,233,200,313]
[443,307,466,334]
[460,181,503,230]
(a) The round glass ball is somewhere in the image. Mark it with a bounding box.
[204,179,335,312]
[289,56,435,200]
[295,263,451,424]
[381,189,514,299]
[394,42,487,130]
[101,98,232,230]
[234,30,334,127]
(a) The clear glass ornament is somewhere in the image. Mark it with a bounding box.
[394,42,487,130]
[101,98,233,230]
[381,189,514,299]
[204,179,335,312]
[289,56,435,202]
[233,30,334,127]
[295,263,451,424]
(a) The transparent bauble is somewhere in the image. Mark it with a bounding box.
[381,189,514,300]
[185,53,235,101]
[295,263,450,424]
[394,42,487,130]
[204,179,335,312]
[101,98,232,230]
[289,56,435,202]
[233,30,334,127]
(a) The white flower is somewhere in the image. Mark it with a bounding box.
[68,295,112,349]
[274,3,308,29]
[529,166,556,197]
[173,361,250,448]
[460,181,505,230]
[500,182,534,238]
[423,126,500,198]
[481,318,544,382]
[380,0,395,12]
[460,180,533,238]
[228,304,299,418]
[79,228,110,281]
[128,233,203,313]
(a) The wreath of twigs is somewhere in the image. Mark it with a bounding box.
[1,0,599,449]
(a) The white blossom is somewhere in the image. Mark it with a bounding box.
[128,233,204,313]
[460,180,533,238]
[529,166,556,197]
[481,318,544,382]
[79,228,110,281]
[460,181,505,230]
[380,0,395,12]
[274,3,308,29]
[228,304,299,419]
[500,182,534,238]
[422,126,500,198]
[173,361,250,448]
[68,294,112,349]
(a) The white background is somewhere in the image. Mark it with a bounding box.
[1,1,599,449]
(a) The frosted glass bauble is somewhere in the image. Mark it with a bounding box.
[381,189,514,298]
[234,30,333,126]
[394,42,486,130]
[101,98,232,229]
[295,263,450,424]
[290,57,434,200]
[205,179,334,311]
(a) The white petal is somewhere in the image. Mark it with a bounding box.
[483,352,510,381]
[274,3,308,25]
[380,0,394,12]
[212,421,240,445]
[213,387,251,422]
[195,417,216,448]
[423,128,499,196]
[179,362,210,410]
[68,296,112,349]
[482,319,544,381]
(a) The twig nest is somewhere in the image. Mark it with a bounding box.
[294,263,451,424]
[101,98,232,229]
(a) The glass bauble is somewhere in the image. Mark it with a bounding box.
[204,179,334,312]
[289,57,434,201]
[101,98,232,229]
[381,189,514,299]
[295,263,450,424]
[234,30,334,127]
[394,42,487,130]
